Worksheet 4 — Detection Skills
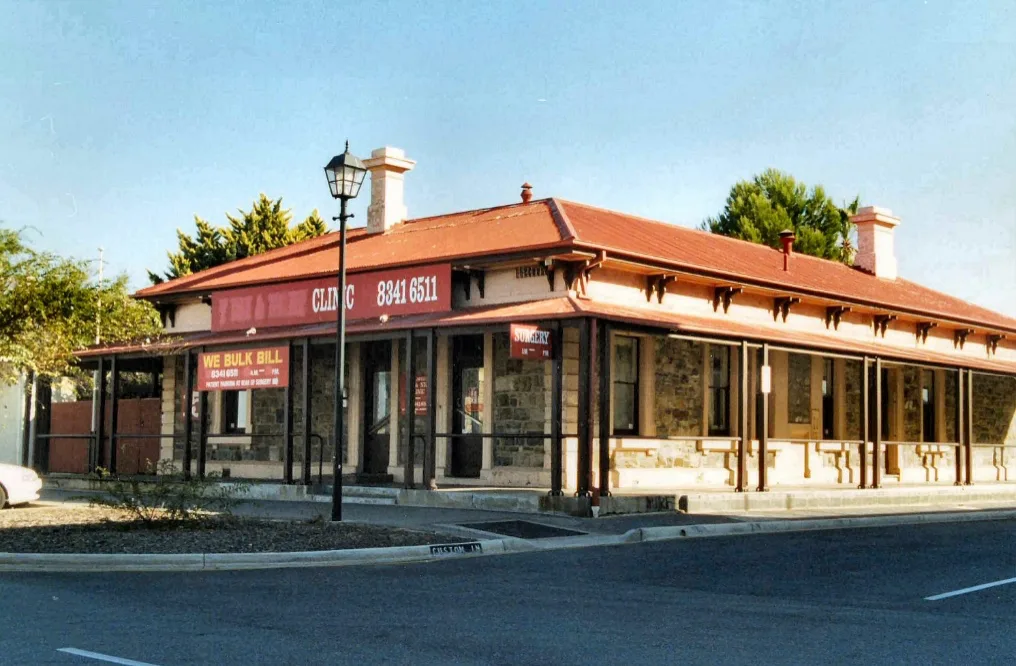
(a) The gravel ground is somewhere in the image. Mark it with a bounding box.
[0,504,460,554]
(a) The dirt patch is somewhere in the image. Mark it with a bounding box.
[0,504,460,554]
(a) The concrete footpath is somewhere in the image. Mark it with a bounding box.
[43,475,1016,517]
[4,487,1014,573]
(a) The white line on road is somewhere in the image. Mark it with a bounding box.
[925,577,1016,601]
[57,647,160,666]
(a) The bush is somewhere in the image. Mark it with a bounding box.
[88,460,251,526]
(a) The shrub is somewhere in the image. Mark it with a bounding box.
[88,460,251,526]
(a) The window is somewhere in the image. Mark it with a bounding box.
[922,370,936,442]
[708,345,731,436]
[612,337,639,435]
[220,390,249,435]
[822,358,835,439]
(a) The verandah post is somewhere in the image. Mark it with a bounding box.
[598,320,611,497]
[108,354,119,475]
[183,352,194,479]
[283,340,295,484]
[860,356,869,489]
[736,341,748,492]
[403,328,416,489]
[872,357,882,489]
[93,356,107,473]
[954,368,964,486]
[576,318,592,496]
[757,343,769,492]
[301,338,312,485]
[965,369,974,485]
[549,321,564,496]
[425,328,438,490]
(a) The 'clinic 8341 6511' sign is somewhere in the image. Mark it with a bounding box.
[211,264,452,332]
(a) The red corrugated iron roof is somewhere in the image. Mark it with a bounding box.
[136,197,1016,334]
[137,201,568,298]
[557,200,1016,333]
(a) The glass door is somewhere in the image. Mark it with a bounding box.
[451,335,484,478]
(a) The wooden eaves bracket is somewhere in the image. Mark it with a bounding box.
[916,321,938,344]
[155,303,177,328]
[954,328,974,349]
[455,269,486,301]
[825,306,851,330]
[773,297,801,322]
[713,286,742,313]
[873,314,897,338]
[646,274,677,303]
[986,334,1005,356]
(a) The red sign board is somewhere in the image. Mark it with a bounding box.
[197,346,290,391]
[211,263,452,332]
[510,323,553,360]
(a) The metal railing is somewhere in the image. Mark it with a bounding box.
[35,431,328,486]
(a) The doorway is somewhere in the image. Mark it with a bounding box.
[450,335,484,478]
[362,340,392,476]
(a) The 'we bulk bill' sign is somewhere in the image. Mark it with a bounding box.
[197,346,290,391]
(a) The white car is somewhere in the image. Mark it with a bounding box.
[0,463,42,508]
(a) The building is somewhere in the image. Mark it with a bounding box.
[59,146,1016,495]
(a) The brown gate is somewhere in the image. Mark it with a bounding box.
[49,399,162,474]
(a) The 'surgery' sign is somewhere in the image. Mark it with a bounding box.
[510,323,553,360]
[211,263,452,332]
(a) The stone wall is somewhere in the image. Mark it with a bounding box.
[944,371,958,443]
[654,338,703,437]
[972,373,1016,445]
[492,332,548,468]
[902,366,922,442]
[787,353,811,425]
[612,440,728,472]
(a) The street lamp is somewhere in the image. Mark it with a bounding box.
[324,141,367,521]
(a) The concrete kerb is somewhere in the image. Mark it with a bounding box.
[628,508,1016,542]
[6,508,1016,573]
[0,539,524,573]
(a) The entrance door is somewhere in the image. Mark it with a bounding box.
[362,341,392,476]
[450,335,484,478]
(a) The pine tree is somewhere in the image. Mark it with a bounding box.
[148,195,329,283]
[703,169,860,264]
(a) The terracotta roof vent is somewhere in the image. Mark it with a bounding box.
[779,229,795,271]
[521,182,533,203]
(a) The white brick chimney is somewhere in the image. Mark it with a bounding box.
[363,146,415,234]
[851,206,900,280]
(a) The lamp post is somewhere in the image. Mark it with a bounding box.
[324,141,367,521]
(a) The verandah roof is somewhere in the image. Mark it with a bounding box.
[78,296,1016,375]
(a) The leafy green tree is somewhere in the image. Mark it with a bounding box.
[703,169,860,264]
[148,195,328,283]
[0,227,162,382]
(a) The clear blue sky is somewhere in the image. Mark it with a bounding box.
[2,0,1013,316]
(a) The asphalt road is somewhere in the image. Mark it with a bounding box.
[2,520,1015,665]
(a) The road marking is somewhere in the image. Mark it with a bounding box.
[925,576,1016,601]
[57,647,160,666]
